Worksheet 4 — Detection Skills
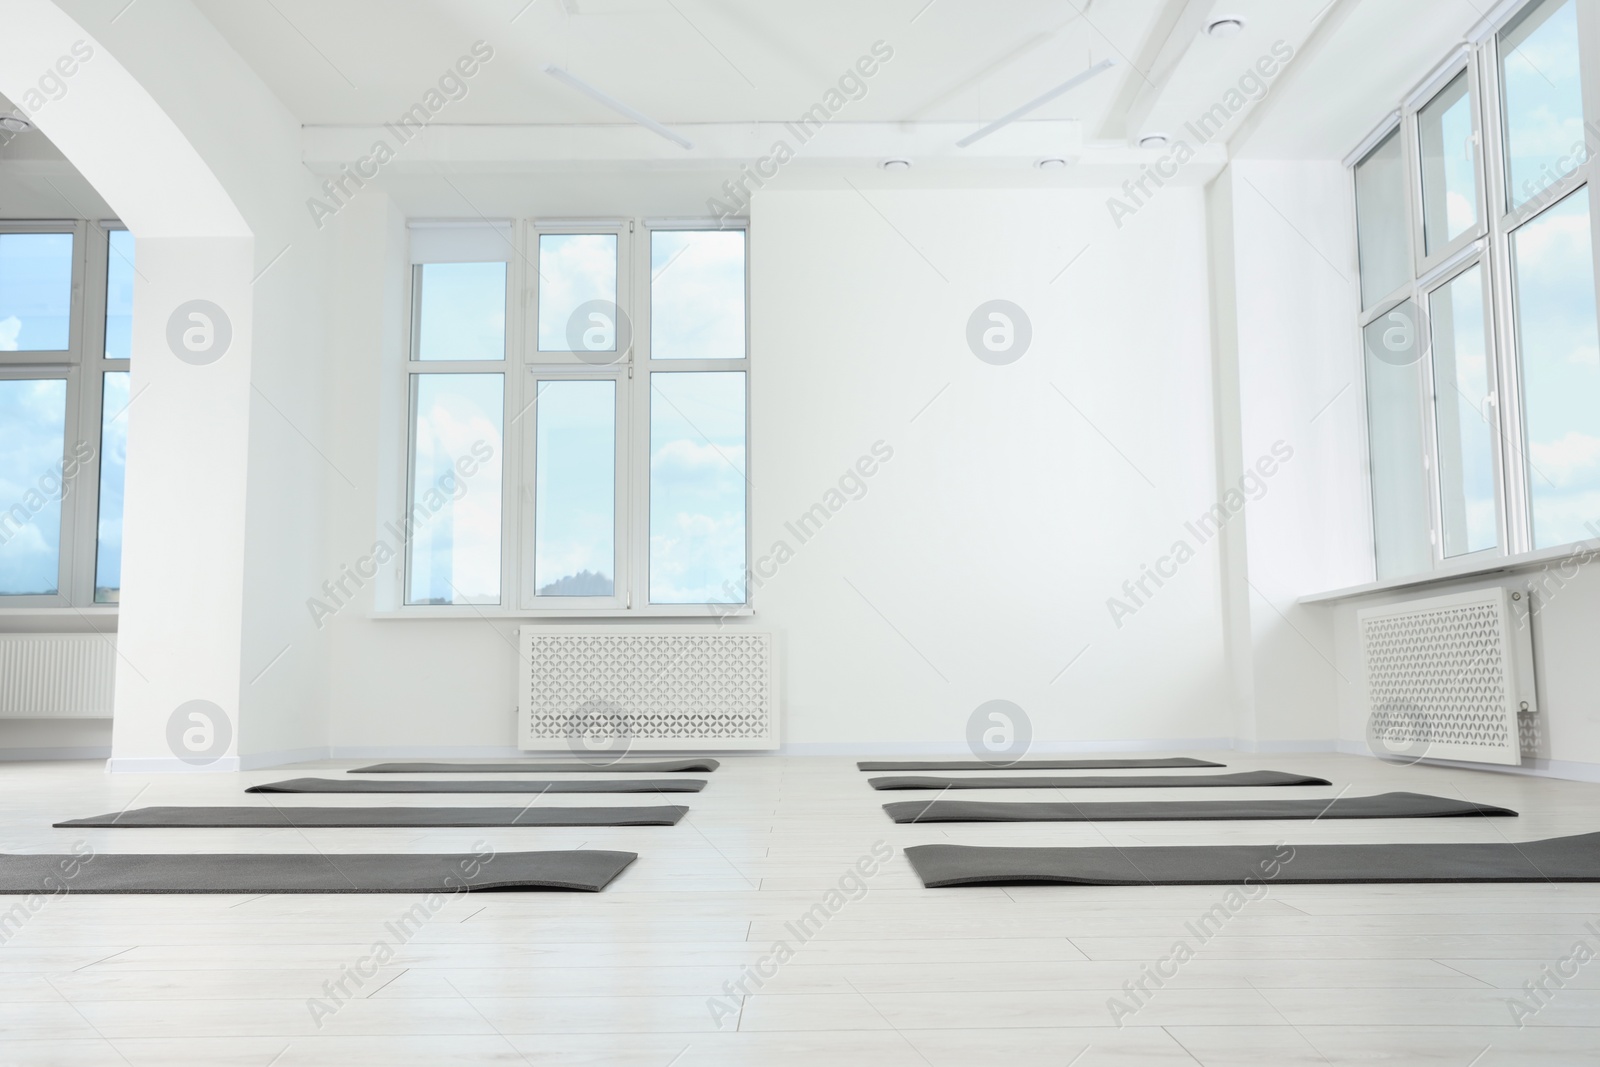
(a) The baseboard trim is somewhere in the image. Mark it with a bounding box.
[239,747,334,770]
[105,756,243,773]
[1232,739,1340,754]
[0,746,111,762]
[1334,740,1600,783]
[327,745,548,759]
[779,738,1237,756]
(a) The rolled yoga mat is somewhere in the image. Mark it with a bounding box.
[904,833,1600,887]
[250,777,706,794]
[859,757,1224,771]
[56,806,688,828]
[0,850,636,893]
[869,770,1331,790]
[350,759,719,774]
[884,792,1517,823]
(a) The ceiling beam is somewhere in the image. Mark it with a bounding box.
[1098,0,1219,142]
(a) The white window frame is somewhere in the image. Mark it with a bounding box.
[401,223,514,609]
[394,216,752,619]
[0,218,125,612]
[1347,0,1600,581]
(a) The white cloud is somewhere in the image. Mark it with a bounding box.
[1530,431,1600,487]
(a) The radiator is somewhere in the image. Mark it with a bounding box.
[0,634,117,719]
[1357,587,1536,766]
[517,628,778,752]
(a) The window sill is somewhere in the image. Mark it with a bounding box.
[0,606,118,618]
[1299,540,1595,605]
[367,606,756,621]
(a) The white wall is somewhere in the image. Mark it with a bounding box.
[310,181,1237,753]
[53,0,335,767]
[747,187,1231,749]
[1209,159,1369,750]
[1212,154,1600,780]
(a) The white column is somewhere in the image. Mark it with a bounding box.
[108,237,255,770]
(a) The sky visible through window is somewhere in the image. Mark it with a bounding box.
[1502,0,1585,208]
[1419,73,1477,254]
[0,379,68,596]
[0,232,73,352]
[649,370,746,604]
[96,371,130,602]
[1514,189,1600,547]
[652,230,746,360]
[417,262,506,361]
[538,234,617,352]
[105,229,135,361]
[535,379,615,596]
[409,373,504,604]
[1429,266,1497,557]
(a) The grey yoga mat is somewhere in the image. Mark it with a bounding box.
[904,833,1600,887]
[249,777,705,794]
[0,850,635,893]
[55,806,688,828]
[869,770,1332,790]
[350,759,718,774]
[858,757,1225,771]
[884,792,1518,823]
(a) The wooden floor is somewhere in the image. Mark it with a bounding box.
[3,752,1599,1065]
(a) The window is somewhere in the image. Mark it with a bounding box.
[1350,0,1600,580]
[648,370,747,603]
[1418,72,1479,256]
[1355,131,1411,309]
[1511,189,1600,547]
[1500,0,1585,210]
[533,379,616,596]
[1428,265,1498,557]
[1363,301,1432,578]
[0,378,69,595]
[402,218,750,615]
[0,221,129,607]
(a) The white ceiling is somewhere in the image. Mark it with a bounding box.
[1235,0,1492,160]
[192,0,1165,130]
[0,0,1497,220]
[186,0,1497,175]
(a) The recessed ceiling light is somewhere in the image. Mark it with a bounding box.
[1137,133,1170,150]
[1036,158,1069,170]
[0,115,32,134]
[1205,16,1246,38]
[880,158,912,171]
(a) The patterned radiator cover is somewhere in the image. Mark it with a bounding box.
[1358,587,1536,766]
[517,628,778,751]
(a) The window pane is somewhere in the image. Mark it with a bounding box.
[1501,0,1585,210]
[537,234,618,352]
[0,233,73,352]
[649,371,746,603]
[1512,189,1600,548]
[414,262,506,361]
[1364,301,1432,578]
[1429,267,1498,557]
[1418,72,1478,255]
[651,230,746,359]
[95,372,130,603]
[535,380,615,596]
[1354,132,1411,309]
[0,378,68,595]
[408,374,503,604]
[105,230,135,361]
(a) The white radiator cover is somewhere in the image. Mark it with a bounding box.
[1357,587,1536,766]
[0,634,117,719]
[517,628,778,752]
